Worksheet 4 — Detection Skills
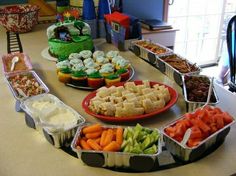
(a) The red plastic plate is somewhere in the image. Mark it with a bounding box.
[82,80,178,122]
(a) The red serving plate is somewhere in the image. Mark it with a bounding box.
[82,80,178,122]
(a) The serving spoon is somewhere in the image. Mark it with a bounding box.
[202,77,214,109]
[10,56,19,71]
[181,128,192,147]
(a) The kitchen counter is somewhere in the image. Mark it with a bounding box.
[0,24,236,176]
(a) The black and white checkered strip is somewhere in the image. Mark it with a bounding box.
[6,31,23,54]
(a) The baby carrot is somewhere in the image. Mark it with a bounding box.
[87,139,102,151]
[103,129,114,147]
[85,131,102,139]
[100,130,108,147]
[82,124,103,134]
[95,137,101,144]
[80,138,92,150]
[103,141,121,152]
[116,127,123,145]
[112,128,117,141]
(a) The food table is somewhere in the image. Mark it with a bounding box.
[0,23,236,176]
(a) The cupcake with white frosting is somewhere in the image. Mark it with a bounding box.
[85,68,98,75]
[83,58,94,65]
[80,50,92,59]
[96,56,109,65]
[68,53,81,60]
[56,60,72,83]
[71,61,87,86]
[115,58,130,70]
[106,50,119,60]
[93,50,105,60]
[56,60,70,74]
[99,63,114,77]
[112,55,124,65]
[71,63,85,72]
[70,58,83,67]
[85,61,99,69]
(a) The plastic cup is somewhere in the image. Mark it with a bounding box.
[84,19,97,39]
[97,0,111,19]
[98,19,106,38]
[82,0,96,20]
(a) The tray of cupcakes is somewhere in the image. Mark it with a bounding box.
[55,50,134,90]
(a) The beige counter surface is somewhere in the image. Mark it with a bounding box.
[0,24,236,176]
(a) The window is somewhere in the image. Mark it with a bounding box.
[168,0,236,66]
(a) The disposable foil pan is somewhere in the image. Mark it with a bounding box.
[162,109,235,162]
[182,75,219,112]
[131,39,173,65]
[20,93,85,148]
[1,53,33,75]
[4,70,49,101]
[71,124,162,172]
[156,54,201,86]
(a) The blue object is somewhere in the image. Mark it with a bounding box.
[82,0,96,20]
[104,13,142,50]
[126,14,142,39]
[111,25,125,47]
[122,0,164,21]
[97,0,111,19]
[59,32,67,40]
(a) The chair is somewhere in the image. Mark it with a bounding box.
[226,15,236,92]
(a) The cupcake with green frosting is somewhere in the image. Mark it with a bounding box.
[57,66,72,84]
[105,74,121,86]
[71,70,87,86]
[56,60,70,74]
[87,71,104,88]
[116,68,130,81]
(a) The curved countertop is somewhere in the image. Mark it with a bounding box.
[0,24,236,176]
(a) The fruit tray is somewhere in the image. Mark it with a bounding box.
[131,39,173,65]
[182,75,219,112]
[71,123,162,172]
[162,106,235,162]
[156,54,201,86]
[20,93,85,148]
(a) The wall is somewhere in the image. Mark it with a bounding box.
[122,0,164,21]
